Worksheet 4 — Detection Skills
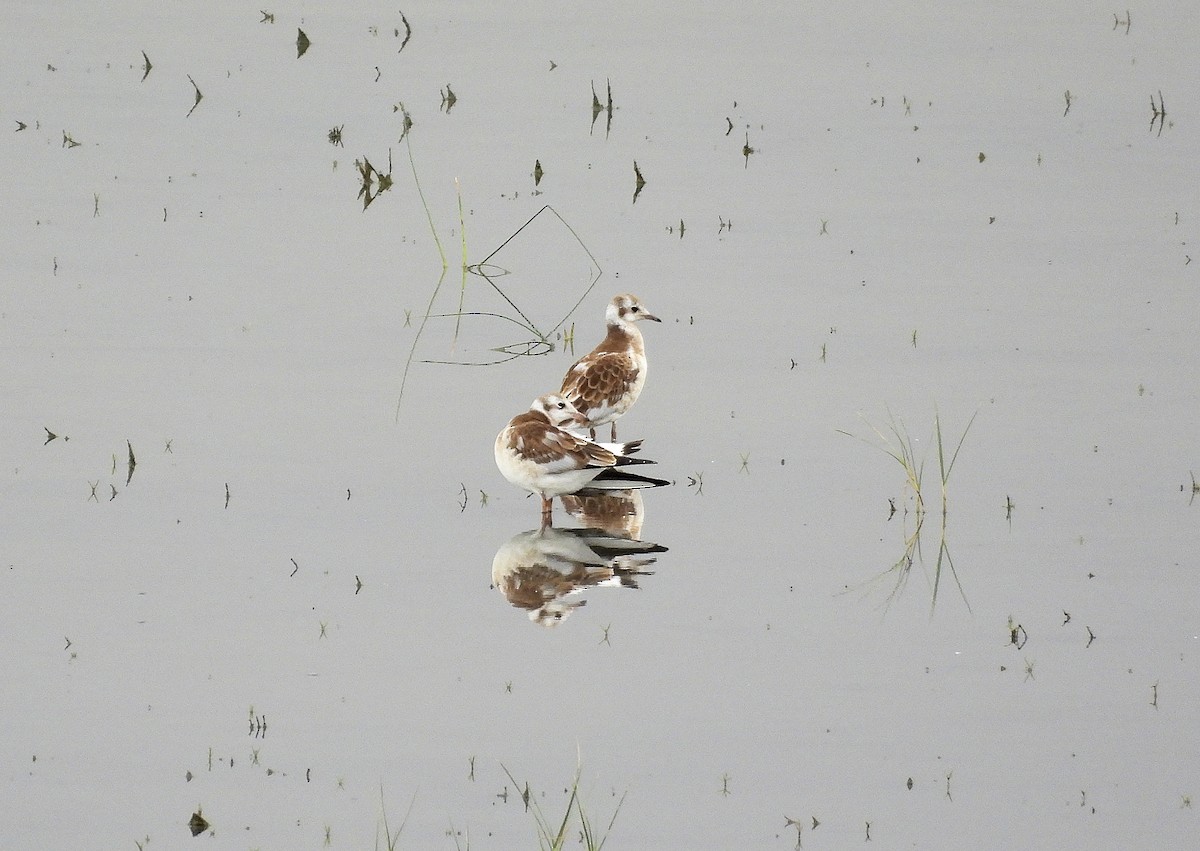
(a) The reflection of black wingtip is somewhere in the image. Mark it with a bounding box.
[582,538,668,560]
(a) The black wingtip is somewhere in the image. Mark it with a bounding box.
[588,469,671,489]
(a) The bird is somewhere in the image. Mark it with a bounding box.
[494,394,668,528]
[492,526,666,626]
[560,489,646,539]
[560,293,660,441]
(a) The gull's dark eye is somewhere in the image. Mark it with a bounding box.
[556,401,566,409]
[630,305,640,312]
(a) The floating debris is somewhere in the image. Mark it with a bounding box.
[186,75,203,117]
[328,124,343,146]
[296,28,311,58]
[43,427,57,444]
[187,810,209,836]
[1008,616,1027,649]
[397,10,412,52]
[394,101,413,142]
[590,78,614,136]
[140,50,152,82]
[1150,90,1167,136]
[355,152,394,210]
[632,160,645,203]
[440,83,456,112]
[126,440,136,486]
[62,131,81,149]
[591,82,604,130]
[533,159,543,186]
[260,11,275,24]
[605,78,614,136]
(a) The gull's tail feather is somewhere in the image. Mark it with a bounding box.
[598,438,643,456]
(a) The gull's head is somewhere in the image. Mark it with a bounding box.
[608,293,661,326]
[532,393,586,427]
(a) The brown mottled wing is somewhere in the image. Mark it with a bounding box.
[561,352,635,415]
[510,417,618,470]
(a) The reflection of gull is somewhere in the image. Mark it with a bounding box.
[494,394,668,528]
[560,489,645,539]
[560,293,660,441]
[492,527,667,627]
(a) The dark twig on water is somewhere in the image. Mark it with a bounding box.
[186,75,203,117]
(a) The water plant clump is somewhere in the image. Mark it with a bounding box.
[839,406,977,614]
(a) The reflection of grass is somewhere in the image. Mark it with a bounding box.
[468,204,602,343]
[840,406,976,614]
[394,200,602,419]
[394,131,456,420]
[501,758,624,851]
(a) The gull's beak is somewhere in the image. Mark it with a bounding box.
[643,311,661,322]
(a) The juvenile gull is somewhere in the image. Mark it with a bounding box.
[494,394,666,528]
[560,293,660,441]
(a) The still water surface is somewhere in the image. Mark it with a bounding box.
[3,3,1198,848]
